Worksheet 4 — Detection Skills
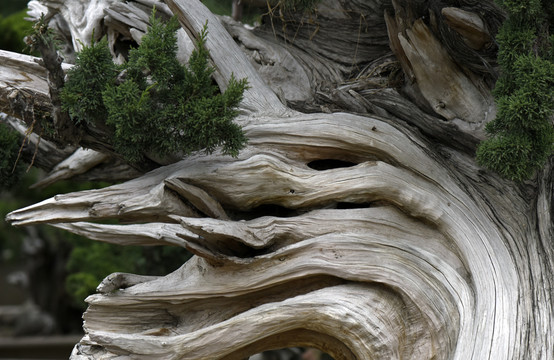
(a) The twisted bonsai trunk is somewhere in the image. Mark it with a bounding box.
[1,0,552,359]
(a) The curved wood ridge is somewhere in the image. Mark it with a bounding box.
[9,111,520,359]
[3,0,552,359]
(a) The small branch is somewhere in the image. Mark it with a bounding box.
[6,182,199,226]
[27,15,80,145]
[31,148,109,188]
[232,0,243,21]
[53,222,191,247]
[1,115,77,171]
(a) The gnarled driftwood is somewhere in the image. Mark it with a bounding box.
[2,0,553,359]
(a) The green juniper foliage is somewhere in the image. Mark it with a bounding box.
[476,0,554,182]
[61,37,117,126]
[61,11,248,163]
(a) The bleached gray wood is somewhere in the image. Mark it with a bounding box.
[441,7,492,50]
[31,148,109,188]
[164,179,229,220]
[165,0,287,115]
[52,222,190,247]
[6,109,535,359]
[95,272,160,294]
[397,19,495,124]
[2,1,553,359]
[220,16,313,104]
[0,49,71,124]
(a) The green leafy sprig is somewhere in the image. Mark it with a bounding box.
[477,0,554,182]
[61,11,248,163]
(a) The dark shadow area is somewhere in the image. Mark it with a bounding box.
[231,203,301,220]
[335,202,373,209]
[307,159,358,171]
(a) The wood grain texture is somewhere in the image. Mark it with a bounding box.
[31,148,109,188]
[2,1,553,359]
[441,7,491,50]
[7,109,528,359]
[166,0,287,115]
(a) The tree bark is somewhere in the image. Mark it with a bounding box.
[3,0,553,359]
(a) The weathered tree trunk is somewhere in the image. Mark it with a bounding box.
[2,0,553,359]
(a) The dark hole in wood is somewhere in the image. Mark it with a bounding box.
[113,37,137,61]
[336,202,372,209]
[230,204,300,221]
[307,159,357,171]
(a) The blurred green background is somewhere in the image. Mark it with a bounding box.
[0,0,33,53]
